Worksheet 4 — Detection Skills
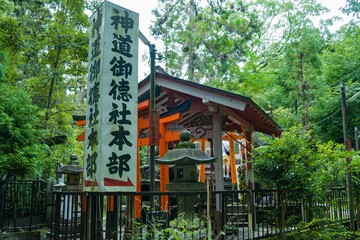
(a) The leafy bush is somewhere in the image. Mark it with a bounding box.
[267,221,360,240]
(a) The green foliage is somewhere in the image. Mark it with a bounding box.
[311,81,360,144]
[0,83,47,179]
[267,221,360,240]
[151,0,260,82]
[253,127,315,200]
[128,208,209,240]
[350,154,360,228]
[351,154,360,197]
[0,0,94,180]
[343,0,360,18]
[150,0,360,143]
[139,146,148,165]
[253,126,350,200]
[308,24,360,143]
[312,141,348,189]
[322,24,360,85]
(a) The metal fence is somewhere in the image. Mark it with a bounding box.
[0,180,350,239]
[48,188,350,240]
[0,180,47,232]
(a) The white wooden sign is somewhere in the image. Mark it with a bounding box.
[84,1,138,192]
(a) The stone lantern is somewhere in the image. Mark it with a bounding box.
[56,154,83,192]
[156,130,216,223]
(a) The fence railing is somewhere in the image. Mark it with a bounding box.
[0,180,47,232]
[48,188,350,240]
[0,180,351,239]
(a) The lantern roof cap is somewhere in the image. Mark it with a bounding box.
[156,148,216,165]
[156,130,216,165]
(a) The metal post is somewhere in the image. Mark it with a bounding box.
[139,31,157,209]
[340,82,355,231]
[149,44,156,208]
[149,45,156,188]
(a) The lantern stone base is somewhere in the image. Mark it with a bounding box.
[167,182,206,228]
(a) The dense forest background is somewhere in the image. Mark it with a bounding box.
[0,0,359,180]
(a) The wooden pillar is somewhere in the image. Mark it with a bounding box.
[158,120,169,211]
[213,110,224,198]
[158,113,181,211]
[245,130,254,190]
[229,136,237,186]
[212,108,224,237]
[199,139,206,183]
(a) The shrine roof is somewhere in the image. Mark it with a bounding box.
[138,67,282,137]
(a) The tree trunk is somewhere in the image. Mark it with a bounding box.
[187,0,196,81]
[44,44,62,129]
[278,190,286,235]
[298,52,309,128]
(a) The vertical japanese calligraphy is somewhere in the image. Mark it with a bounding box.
[84,2,138,192]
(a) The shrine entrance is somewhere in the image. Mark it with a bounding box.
[74,66,281,219]
[136,67,281,213]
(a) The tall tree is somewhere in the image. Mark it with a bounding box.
[343,0,360,19]
[151,0,337,132]
[17,0,89,131]
[235,0,330,129]
[0,0,99,178]
[280,26,324,127]
[0,71,47,179]
[311,22,360,144]
[151,0,261,82]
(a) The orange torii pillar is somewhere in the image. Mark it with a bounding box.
[134,100,151,218]
[136,112,181,214]
[223,133,243,186]
[158,112,182,211]
[198,139,207,183]
[229,137,237,185]
[134,144,142,218]
[159,113,181,211]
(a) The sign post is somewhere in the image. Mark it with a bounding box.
[84,1,139,192]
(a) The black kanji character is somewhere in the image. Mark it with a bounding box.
[86,152,98,178]
[111,33,133,58]
[91,34,102,61]
[87,127,98,151]
[111,9,134,34]
[109,56,132,78]
[89,59,101,83]
[108,103,120,124]
[88,82,100,105]
[92,10,102,36]
[118,103,131,125]
[108,79,132,102]
[118,78,132,101]
[88,105,99,128]
[109,125,132,151]
[106,152,130,178]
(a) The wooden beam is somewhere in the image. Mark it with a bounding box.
[138,99,150,111]
[77,132,85,142]
[219,105,254,132]
[138,138,149,146]
[138,117,149,129]
[159,112,181,124]
[156,76,246,111]
[75,120,86,126]
[164,131,181,142]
